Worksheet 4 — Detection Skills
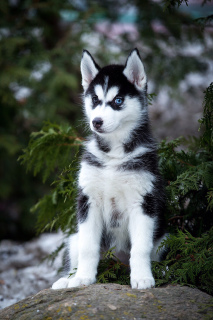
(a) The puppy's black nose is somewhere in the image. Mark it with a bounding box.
[92,117,103,129]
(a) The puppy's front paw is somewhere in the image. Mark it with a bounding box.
[131,277,155,289]
[67,276,96,288]
[52,277,70,289]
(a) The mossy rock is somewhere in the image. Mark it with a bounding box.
[0,283,212,320]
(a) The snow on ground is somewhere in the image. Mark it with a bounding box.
[0,232,64,309]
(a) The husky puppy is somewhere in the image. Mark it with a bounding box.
[52,49,166,290]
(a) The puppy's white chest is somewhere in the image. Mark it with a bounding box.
[79,162,155,214]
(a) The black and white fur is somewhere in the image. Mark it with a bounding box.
[52,49,167,290]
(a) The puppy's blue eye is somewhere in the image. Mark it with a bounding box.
[114,97,123,106]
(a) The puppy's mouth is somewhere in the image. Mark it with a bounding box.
[91,124,107,134]
[93,127,107,134]
[94,128,104,133]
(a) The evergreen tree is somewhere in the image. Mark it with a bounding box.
[159,84,213,236]
[0,0,84,239]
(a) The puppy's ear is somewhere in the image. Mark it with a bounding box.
[123,48,147,91]
[81,50,100,91]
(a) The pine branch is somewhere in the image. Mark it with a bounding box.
[19,121,82,182]
[199,82,213,152]
[162,0,189,11]
[158,84,213,235]
[207,189,213,210]
[32,155,79,234]
[153,228,213,294]
[195,15,213,29]
[97,248,130,285]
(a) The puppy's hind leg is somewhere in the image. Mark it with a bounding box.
[151,233,169,262]
[52,233,79,289]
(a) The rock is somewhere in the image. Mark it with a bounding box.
[0,283,212,320]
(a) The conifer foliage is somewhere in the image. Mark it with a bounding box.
[19,122,82,234]
[159,84,213,236]
[152,227,213,295]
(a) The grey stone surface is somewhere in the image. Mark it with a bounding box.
[0,283,212,320]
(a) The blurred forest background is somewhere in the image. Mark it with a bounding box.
[0,0,212,241]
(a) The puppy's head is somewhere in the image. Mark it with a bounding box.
[81,49,147,135]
